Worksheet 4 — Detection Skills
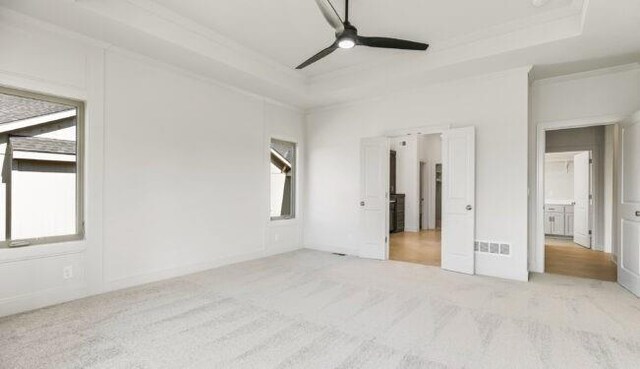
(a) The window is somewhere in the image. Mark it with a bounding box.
[0,87,84,247]
[270,138,296,220]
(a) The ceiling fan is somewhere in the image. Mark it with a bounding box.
[296,0,429,69]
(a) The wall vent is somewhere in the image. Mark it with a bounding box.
[475,241,511,256]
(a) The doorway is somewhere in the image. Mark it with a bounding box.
[389,133,443,267]
[359,126,475,275]
[539,125,617,281]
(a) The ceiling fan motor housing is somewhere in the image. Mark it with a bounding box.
[337,23,358,45]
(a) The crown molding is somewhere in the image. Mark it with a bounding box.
[74,0,306,90]
[532,62,640,86]
[307,1,586,92]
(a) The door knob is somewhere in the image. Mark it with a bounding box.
[466,205,473,211]
[636,211,640,217]
[360,201,365,207]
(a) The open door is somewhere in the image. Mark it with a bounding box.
[618,114,640,296]
[573,151,592,248]
[359,137,390,260]
[441,127,475,274]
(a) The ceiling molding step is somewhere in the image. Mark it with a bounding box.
[307,0,587,87]
[533,63,640,86]
[0,3,310,109]
[431,0,586,53]
[73,0,306,92]
[106,46,305,113]
[308,65,533,113]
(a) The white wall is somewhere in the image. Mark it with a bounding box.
[529,65,640,270]
[304,67,531,281]
[419,134,442,230]
[0,11,304,316]
[544,157,574,203]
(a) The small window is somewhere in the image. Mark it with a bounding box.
[270,138,296,220]
[0,87,84,248]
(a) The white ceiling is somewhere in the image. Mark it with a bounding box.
[0,0,639,108]
[151,0,575,75]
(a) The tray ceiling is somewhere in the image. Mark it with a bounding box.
[152,0,576,75]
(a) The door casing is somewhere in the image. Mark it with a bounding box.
[533,115,623,274]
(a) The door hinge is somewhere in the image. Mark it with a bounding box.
[385,236,388,243]
[589,194,593,200]
[589,158,593,164]
[589,230,592,235]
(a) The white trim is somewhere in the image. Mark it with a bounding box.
[384,125,449,264]
[0,240,86,264]
[304,243,358,257]
[533,63,640,86]
[104,245,301,293]
[0,245,301,318]
[107,46,305,113]
[385,124,451,138]
[532,114,624,273]
[0,109,76,133]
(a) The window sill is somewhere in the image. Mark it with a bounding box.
[269,218,299,227]
[0,239,87,264]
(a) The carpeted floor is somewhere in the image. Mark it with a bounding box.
[2,249,640,368]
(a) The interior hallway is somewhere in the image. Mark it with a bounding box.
[545,237,617,282]
[390,230,441,266]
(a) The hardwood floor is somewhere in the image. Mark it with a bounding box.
[545,242,617,282]
[390,230,441,266]
[390,232,616,281]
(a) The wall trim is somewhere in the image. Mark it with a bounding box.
[0,244,302,318]
[104,246,302,292]
[304,243,358,257]
[533,63,640,87]
[531,114,625,273]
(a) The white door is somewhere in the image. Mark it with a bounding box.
[573,151,592,248]
[618,115,640,296]
[441,127,475,274]
[359,137,390,260]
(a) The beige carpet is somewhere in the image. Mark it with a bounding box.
[2,250,640,368]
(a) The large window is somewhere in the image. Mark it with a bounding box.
[0,87,84,247]
[270,138,296,220]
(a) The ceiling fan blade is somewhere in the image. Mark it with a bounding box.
[314,0,345,34]
[357,36,429,51]
[296,44,338,69]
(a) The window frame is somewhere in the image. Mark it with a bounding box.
[0,85,85,248]
[269,137,297,221]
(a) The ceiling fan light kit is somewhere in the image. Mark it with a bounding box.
[297,0,429,69]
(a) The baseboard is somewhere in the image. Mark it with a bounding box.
[0,246,301,318]
[304,243,358,256]
[0,282,89,318]
[105,246,302,292]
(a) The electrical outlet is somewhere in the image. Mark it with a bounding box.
[63,265,73,280]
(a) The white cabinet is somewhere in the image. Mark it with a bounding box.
[545,204,574,236]
[565,213,574,235]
